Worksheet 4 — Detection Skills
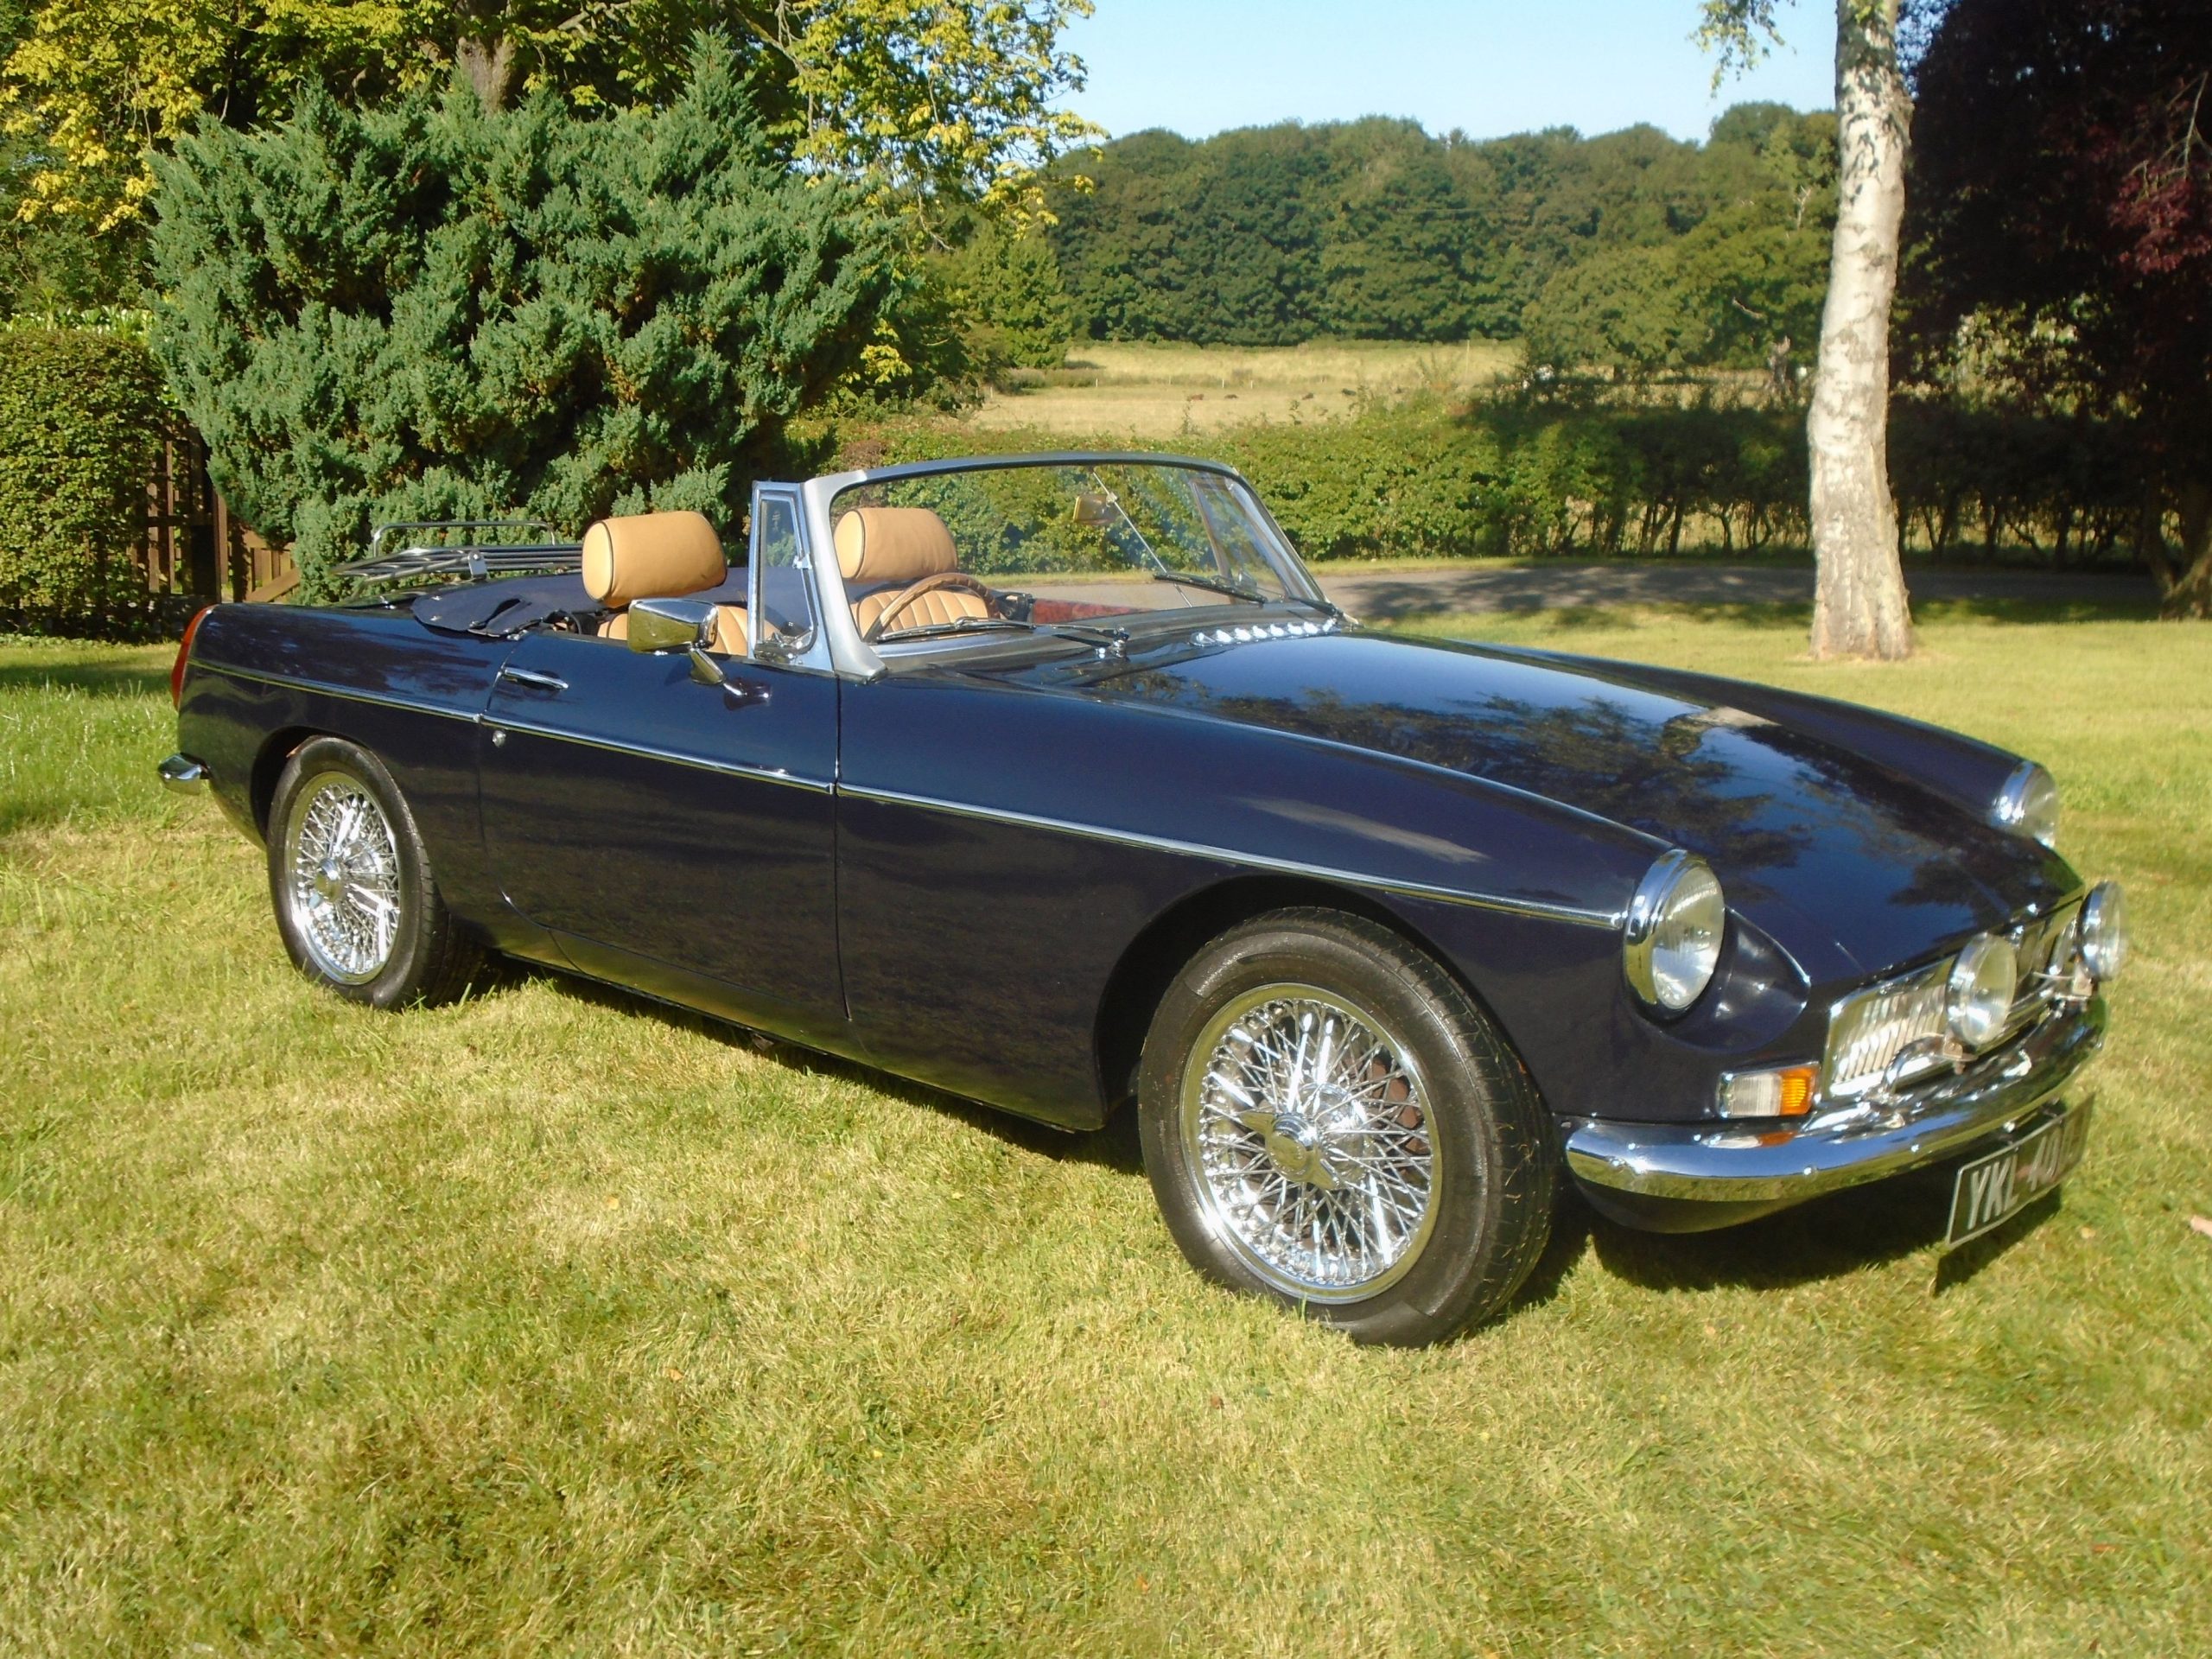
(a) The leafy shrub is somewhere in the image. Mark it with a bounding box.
[0,327,165,615]
[149,40,897,597]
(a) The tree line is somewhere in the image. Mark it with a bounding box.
[1043,104,1839,372]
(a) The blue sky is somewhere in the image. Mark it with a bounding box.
[1061,0,1833,145]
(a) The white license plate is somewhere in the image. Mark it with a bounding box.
[1945,1103,2093,1249]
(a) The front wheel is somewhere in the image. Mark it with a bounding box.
[266,736,488,1008]
[1137,909,1554,1346]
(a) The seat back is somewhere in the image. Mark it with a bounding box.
[834,506,988,635]
[582,510,747,653]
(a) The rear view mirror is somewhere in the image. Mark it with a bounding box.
[626,596,725,686]
[1072,491,1119,527]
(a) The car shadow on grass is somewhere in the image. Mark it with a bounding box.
[527,968,2060,1318]
[1570,1166,2063,1299]
[535,968,1147,1176]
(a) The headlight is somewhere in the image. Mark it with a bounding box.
[1624,849,1726,1013]
[1946,933,2018,1049]
[1992,761,2059,848]
[2079,879,2128,982]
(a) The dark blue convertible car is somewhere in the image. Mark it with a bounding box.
[161,454,2126,1344]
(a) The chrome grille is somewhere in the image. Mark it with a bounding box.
[1822,899,2085,1102]
[1825,961,1951,1100]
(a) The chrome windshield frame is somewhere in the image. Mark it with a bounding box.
[789,453,1332,680]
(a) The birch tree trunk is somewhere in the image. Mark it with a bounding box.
[1807,0,1914,659]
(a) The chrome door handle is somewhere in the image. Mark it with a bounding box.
[498,666,568,693]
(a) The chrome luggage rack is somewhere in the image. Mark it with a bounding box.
[337,520,583,589]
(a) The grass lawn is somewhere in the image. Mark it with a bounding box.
[1,605,2208,1655]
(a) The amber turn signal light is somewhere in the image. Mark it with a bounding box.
[1717,1063,1819,1120]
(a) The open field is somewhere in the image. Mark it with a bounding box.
[2,606,2208,1654]
[971,338,1520,435]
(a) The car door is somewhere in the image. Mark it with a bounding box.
[477,487,842,1038]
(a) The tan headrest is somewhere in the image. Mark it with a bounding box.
[581,511,726,607]
[834,506,957,583]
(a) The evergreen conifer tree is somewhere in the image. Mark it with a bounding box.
[149,39,896,593]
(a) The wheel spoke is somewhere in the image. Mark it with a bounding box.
[1182,985,1439,1301]
[284,775,403,983]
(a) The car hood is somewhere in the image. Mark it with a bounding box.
[1046,629,2078,981]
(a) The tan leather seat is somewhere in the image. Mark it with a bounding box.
[834,505,989,636]
[582,510,748,653]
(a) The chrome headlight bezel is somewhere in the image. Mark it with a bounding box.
[1992,760,2060,849]
[1623,849,1726,1014]
[1946,933,2020,1050]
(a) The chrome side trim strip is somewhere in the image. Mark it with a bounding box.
[838,783,1616,926]
[487,715,834,793]
[202,663,482,723]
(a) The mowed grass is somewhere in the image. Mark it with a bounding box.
[1,607,2209,1655]
[971,338,1519,435]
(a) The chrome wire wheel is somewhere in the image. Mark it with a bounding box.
[1179,982,1440,1303]
[281,772,402,985]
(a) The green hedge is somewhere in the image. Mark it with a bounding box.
[836,397,2151,566]
[834,400,1813,561]
[0,327,165,615]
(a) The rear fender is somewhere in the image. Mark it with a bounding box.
[178,603,519,937]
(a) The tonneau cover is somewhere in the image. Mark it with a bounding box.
[412,569,748,638]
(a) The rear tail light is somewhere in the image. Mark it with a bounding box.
[171,606,214,709]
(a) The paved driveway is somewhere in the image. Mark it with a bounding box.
[1315,562,2156,621]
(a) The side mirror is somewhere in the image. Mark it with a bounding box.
[626,596,726,686]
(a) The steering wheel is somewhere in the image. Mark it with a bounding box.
[862,570,998,642]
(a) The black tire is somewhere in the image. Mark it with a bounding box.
[265,735,489,1009]
[1137,908,1554,1346]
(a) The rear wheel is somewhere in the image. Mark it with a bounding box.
[1137,908,1554,1345]
[266,736,487,1008]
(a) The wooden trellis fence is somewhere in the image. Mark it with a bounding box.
[137,427,296,602]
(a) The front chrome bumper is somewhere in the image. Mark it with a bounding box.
[1563,999,2106,1227]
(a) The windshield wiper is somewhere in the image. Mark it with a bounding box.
[1152,569,1266,604]
[876,616,1038,644]
[1046,623,1132,658]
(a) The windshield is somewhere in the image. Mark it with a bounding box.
[828,460,1317,645]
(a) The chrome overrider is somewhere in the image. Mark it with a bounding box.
[158,753,211,793]
[1563,996,2106,1211]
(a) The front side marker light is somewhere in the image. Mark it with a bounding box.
[1718,1063,1820,1120]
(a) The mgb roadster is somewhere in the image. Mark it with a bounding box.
[161,454,2126,1344]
